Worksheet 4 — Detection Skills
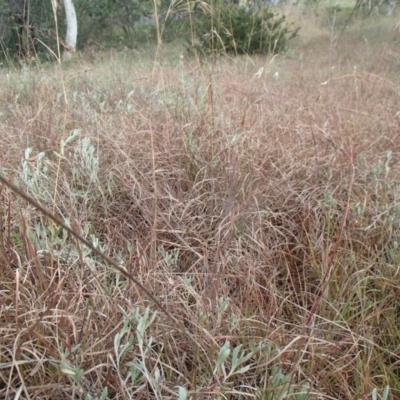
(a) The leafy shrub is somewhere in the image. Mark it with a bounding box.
[75,0,154,48]
[0,0,55,60]
[188,1,299,56]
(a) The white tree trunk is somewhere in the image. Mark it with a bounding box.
[62,0,77,60]
[386,0,396,15]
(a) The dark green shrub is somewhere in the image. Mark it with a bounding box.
[188,1,299,56]
[75,0,154,48]
[0,0,55,61]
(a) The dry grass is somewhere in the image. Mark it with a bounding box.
[1,16,400,400]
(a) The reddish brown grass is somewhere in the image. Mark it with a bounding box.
[1,19,400,399]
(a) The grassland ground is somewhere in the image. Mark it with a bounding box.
[1,13,400,400]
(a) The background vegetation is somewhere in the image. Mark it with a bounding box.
[0,0,299,60]
[0,0,400,399]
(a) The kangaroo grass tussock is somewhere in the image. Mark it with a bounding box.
[2,22,400,399]
[0,172,186,336]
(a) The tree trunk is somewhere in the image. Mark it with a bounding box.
[386,0,396,15]
[62,0,77,60]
